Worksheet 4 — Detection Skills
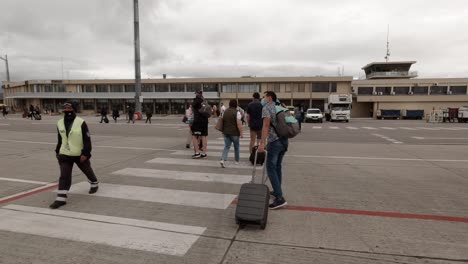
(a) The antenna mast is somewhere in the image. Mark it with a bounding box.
[385,25,390,62]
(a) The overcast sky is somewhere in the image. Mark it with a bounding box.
[0,0,467,83]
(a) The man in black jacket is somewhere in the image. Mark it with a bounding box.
[49,102,99,209]
[191,90,209,159]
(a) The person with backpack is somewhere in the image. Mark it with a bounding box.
[247,92,263,153]
[258,91,289,210]
[219,99,243,168]
[191,90,210,159]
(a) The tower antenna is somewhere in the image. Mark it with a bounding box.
[385,25,390,62]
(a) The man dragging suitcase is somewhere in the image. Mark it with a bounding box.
[49,102,99,209]
[258,91,288,209]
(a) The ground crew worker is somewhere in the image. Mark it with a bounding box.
[49,102,99,209]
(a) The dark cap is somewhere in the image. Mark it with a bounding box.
[63,101,78,112]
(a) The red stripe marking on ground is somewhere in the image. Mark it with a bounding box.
[0,184,58,205]
[230,200,468,223]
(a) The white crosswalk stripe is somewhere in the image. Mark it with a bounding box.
[312,126,322,129]
[0,205,204,256]
[346,126,358,130]
[379,127,396,130]
[361,127,377,130]
[147,157,254,169]
[171,150,250,159]
[329,126,339,129]
[399,127,417,130]
[113,168,251,184]
[64,182,237,210]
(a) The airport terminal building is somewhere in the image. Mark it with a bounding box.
[2,61,468,118]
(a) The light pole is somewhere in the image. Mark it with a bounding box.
[133,0,142,114]
[0,54,10,82]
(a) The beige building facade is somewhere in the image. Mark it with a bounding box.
[2,62,468,118]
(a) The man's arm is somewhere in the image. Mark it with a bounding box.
[258,117,270,152]
[55,128,62,155]
[81,122,92,160]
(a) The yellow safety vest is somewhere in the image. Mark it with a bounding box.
[57,117,85,156]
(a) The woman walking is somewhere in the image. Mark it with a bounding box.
[220,99,243,168]
[184,104,193,148]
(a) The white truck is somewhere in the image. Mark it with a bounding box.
[325,94,352,122]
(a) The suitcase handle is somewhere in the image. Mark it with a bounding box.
[251,147,267,184]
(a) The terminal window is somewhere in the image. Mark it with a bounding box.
[412,86,428,95]
[358,87,373,95]
[238,83,259,93]
[430,86,448,95]
[222,84,237,93]
[187,83,201,93]
[203,83,218,92]
[376,87,391,95]
[141,84,154,92]
[83,99,95,110]
[266,83,280,93]
[96,84,108,93]
[155,84,169,92]
[83,85,94,93]
[125,85,135,93]
[110,85,122,93]
[170,84,185,92]
[394,87,410,95]
[450,86,467,94]
[312,82,330,93]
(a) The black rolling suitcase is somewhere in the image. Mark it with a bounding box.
[235,150,269,229]
[249,145,265,165]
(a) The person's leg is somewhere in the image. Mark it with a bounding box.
[232,135,240,162]
[266,140,283,199]
[201,136,207,157]
[276,138,288,185]
[221,135,232,161]
[192,134,200,153]
[186,127,192,147]
[50,159,74,209]
[75,159,99,193]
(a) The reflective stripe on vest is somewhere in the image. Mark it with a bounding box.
[57,117,84,156]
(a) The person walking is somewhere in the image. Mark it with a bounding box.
[127,105,135,124]
[49,102,99,209]
[145,108,153,124]
[184,104,193,149]
[191,90,209,159]
[220,103,226,115]
[99,107,108,123]
[219,99,243,168]
[258,91,288,210]
[2,106,7,119]
[294,104,303,131]
[246,92,263,153]
[29,104,35,120]
[112,108,120,123]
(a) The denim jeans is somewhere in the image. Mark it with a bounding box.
[221,135,240,162]
[266,137,288,199]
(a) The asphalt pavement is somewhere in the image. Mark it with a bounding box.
[0,114,467,264]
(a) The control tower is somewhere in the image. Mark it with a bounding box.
[361,61,418,79]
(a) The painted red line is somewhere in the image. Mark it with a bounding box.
[0,184,58,205]
[230,200,468,223]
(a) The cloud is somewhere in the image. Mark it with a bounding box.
[0,0,467,82]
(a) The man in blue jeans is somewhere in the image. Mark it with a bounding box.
[258,91,288,209]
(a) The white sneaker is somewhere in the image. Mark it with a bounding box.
[220,160,225,168]
[234,161,239,165]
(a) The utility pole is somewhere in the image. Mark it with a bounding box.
[133,0,142,114]
[0,54,10,82]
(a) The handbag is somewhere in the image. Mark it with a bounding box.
[215,113,224,131]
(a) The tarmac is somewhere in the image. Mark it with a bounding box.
[0,114,467,264]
